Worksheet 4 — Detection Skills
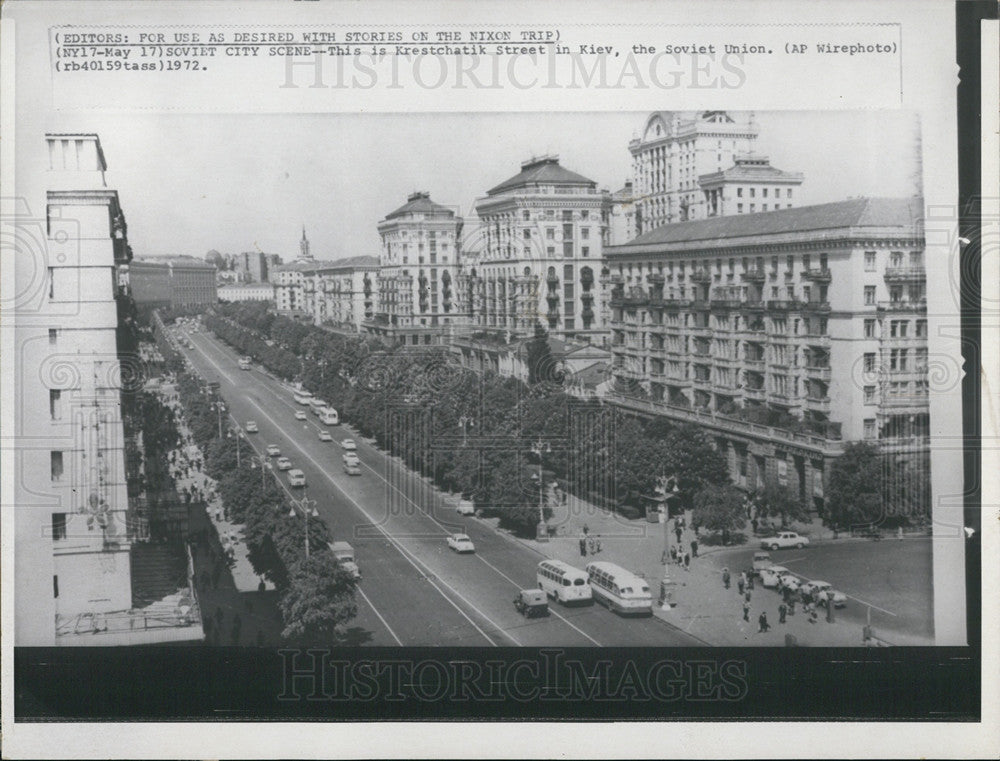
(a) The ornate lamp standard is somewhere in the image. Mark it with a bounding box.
[530,439,552,542]
[290,494,319,559]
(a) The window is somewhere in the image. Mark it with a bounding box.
[581,227,590,240]
[49,390,62,420]
[864,386,876,404]
[864,251,876,271]
[863,352,877,372]
[523,228,531,240]
[749,204,756,212]
[737,188,743,198]
[563,264,574,279]
[48,328,58,344]
[763,188,769,198]
[562,210,573,222]
[863,419,877,439]
[737,204,743,214]
[890,349,908,371]
[864,318,877,338]
[522,210,530,221]
[864,286,876,305]
[750,188,756,198]
[563,242,573,258]
[787,189,793,199]
[51,451,64,481]
[581,210,589,220]
[581,246,590,257]
[775,188,781,198]
[52,513,67,541]
[53,575,59,598]
[762,204,767,211]
[546,228,555,240]
[916,319,927,337]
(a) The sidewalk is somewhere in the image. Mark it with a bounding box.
[504,493,891,647]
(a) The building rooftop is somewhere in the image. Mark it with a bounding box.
[699,155,804,185]
[570,361,613,389]
[383,192,456,221]
[487,155,596,196]
[609,196,924,253]
[134,255,216,269]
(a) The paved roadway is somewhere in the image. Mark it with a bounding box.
[175,325,705,647]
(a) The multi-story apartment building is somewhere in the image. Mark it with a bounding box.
[272,262,308,313]
[131,256,217,308]
[14,134,201,644]
[128,259,172,308]
[463,156,611,344]
[217,283,276,303]
[365,192,465,346]
[604,196,927,513]
[300,256,379,331]
[629,111,802,232]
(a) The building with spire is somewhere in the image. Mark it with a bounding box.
[298,225,313,262]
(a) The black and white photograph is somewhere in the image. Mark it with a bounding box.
[1,0,995,758]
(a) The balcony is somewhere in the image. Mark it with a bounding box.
[692,375,712,387]
[623,295,650,307]
[877,299,927,312]
[710,299,742,310]
[690,269,713,284]
[769,391,802,405]
[744,357,766,369]
[805,395,831,413]
[800,300,832,313]
[741,268,766,283]
[714,355,741,367]
[614,365,644,380]
[803,267,832,282]
[691,299,711,311]
[646,273,665,284]
[884,267,926,282]
[743,386,766,401]
[602,273,624,285]
[806,365,832,382]
[767,299,801,311]
[743,300,765,312]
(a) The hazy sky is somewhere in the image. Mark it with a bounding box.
[80,110,920,261]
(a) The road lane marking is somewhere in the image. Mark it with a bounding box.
[188,334,506,646]
[195,329,598,645]
[356,587,404,645]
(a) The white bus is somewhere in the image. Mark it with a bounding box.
[585,561,653,616]
[536,560,593,605]
[309,398,328,415]
[318,407,340,425]
[292,389,313,405]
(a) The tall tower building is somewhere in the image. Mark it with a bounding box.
[299,225,313,262]
[628,111,802,234]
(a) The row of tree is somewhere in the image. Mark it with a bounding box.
[151,315,359,644]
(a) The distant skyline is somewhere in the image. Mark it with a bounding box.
[72,111,920,262]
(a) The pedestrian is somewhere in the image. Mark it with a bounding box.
[737,576,745,596]
[579,537,587,557]
[670,545,678,563]
[582,524,589,536]
[674,527,682,544]
[747,574,755,590]
[742,601,750,622]
[744,589,751,604]
[740,570,747,589]
[722,568,731,589]
[258,578,266,594]
[683,552,690,571]
[594,536,602,554]
[690,539,698,558]
[778,602,787,624]
[752,517,758,534]
[758,611,770,633]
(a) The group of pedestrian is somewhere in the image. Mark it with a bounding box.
[721,567,778,634]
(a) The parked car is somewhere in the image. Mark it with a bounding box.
[294,410,307,421]
[777,572,802,592]
[340,438,357,451]
[245,421,258,433]
[318,430,333,442]
[266,444,281,457]
[275,457,292,471]
[344,463,362,476]
[447,533,475,553]
[759,565,791,588]
[761,531,810,550]
[456,499,476,516]
[800,580,848,607]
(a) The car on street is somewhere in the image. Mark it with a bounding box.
[340,438,357,451]
[447,533,476,553]
[318,430,333,442]
[266,444,281,457]
[287,469,306,487]
[456,499,476,516]
[776,572,802,592]
[245,421,258,433]
[294,410,307,421]
[761,531,810,550]
[275,457,292,471]
[342,452,360,466]
[759,565,791,588]
[800,580,848,607]
[344,463,362,476]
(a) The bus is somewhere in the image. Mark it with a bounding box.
[536,560,593,605]
[309,398,328,415]
[238,357,252,371]
[585,561,653,616]
[318,407,340,425]
[293,389,313,405]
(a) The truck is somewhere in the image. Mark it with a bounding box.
[328,541,361,581]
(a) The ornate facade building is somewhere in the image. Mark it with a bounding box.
[300,256,379,331]
[629,111,802,233]
[364,192,465,346]
[604,196,928,513]
[462,156,611,344]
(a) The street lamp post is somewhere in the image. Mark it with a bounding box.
[458,416,475,446]
[290,494,319,559]
[531,439,552,542]
[655,474,681,609]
